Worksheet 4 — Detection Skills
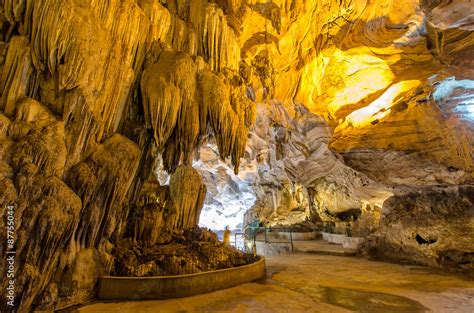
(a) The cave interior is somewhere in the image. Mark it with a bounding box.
[0,0,473,311]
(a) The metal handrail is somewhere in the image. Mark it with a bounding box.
[232,232,248,252]
[243,226,297,252]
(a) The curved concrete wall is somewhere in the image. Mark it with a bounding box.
[98,257,266,300]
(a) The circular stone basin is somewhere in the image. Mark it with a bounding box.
[98,256,266,300]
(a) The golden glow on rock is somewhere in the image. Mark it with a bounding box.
[297,47,400,120]
[327,49,396,118]
[337,80,421,129]
[295,55,330,114]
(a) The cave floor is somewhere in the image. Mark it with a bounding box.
[76,253,473,313]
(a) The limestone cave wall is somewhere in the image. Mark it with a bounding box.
[0,0,472,311]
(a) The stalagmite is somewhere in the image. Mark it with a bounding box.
[169,165,207,230]
[67,134,141,248]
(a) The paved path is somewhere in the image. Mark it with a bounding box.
[75,253,473,313]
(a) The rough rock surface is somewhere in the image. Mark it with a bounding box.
[245,102,392,225]
[196,102,392,230]
[361,186,474,271]
[115,227,257,277]
[0,0,472,311]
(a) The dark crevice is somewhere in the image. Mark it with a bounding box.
[415,234,437,245]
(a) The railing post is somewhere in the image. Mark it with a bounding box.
[290,228,293,252]
[253,228,256,246]
[253,229,257,256]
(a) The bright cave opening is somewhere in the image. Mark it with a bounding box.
[194,144,257,234]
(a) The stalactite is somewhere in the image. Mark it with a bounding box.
[199,70,251,173]
[141,51,197,150]
[0,36,33,115]
[0,0,472,310]
[141,51,255,173]
[67,134,141,248]
[201,4,240,71]
[3,0,172,151]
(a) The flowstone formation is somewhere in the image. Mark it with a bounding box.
[0,1,256,311]
[0,0,472,311]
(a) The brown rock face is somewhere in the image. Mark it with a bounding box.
[0,0,472,310]
[115,227,257,277]
[361,186,474,270]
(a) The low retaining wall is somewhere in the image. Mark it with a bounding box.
[323,232,346,245]
[342,237,365,250]
[98,257,266,300]
[275,231,319,241]
[322,232,330,241]
[322,232,365,249]
[255,241,292,256]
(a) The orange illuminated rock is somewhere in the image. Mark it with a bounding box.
[0,0,472,311]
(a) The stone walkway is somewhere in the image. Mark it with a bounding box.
[75,253,473,313]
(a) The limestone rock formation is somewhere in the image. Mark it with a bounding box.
[245,102,392,225]
[361,186,474,270]
[140,49,254,173]
[169,165,207,230]
[0,0,472,311]
[0,0,256,310]
[196,102,392,229]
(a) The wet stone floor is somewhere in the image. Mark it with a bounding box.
[76,253,474,312]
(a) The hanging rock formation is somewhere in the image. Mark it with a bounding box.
[141,49,254,173]
[0,0,473,311]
